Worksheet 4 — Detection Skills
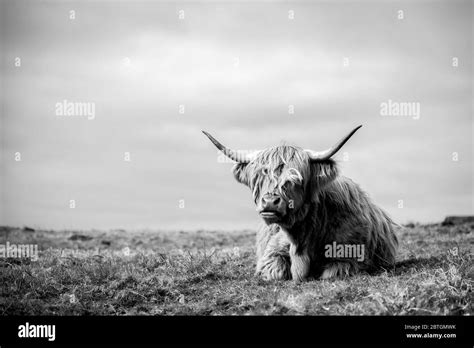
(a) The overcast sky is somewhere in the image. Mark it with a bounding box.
[1,0,472,230]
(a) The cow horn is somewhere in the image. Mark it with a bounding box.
[305,125,362,161]
[202,131,259,163]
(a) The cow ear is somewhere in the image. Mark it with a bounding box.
[309,160,339,191]
[232,163,250,186]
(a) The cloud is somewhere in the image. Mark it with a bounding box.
[2,0,472,229]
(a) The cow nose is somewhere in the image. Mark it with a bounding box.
[262,195,281,210]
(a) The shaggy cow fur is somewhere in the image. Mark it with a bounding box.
[205,134,399,282]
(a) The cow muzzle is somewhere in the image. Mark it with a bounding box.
[258,194,287,223]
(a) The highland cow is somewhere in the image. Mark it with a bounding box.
[203,125,398,282]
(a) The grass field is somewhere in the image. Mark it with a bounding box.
[0,219,472,315]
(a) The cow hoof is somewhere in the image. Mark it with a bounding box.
[258,263,290,281]
[261,267,290,281]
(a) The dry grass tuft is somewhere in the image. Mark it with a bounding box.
[0,222,472,315]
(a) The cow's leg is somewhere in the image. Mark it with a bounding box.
[289,243,311,282]
[256,229,291,281]
[256,252,291,281]
[320,261,358,280]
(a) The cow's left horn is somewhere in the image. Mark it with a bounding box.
[305,125,362,161]
[202,131,259,163]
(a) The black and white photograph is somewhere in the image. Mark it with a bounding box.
[0,0,472,346]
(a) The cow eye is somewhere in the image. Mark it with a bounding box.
[261,168,269,175]
[292,177,302,186]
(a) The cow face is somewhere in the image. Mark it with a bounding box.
[232,146,309,224]
[202,125,361,227]
[233,147,339,226]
